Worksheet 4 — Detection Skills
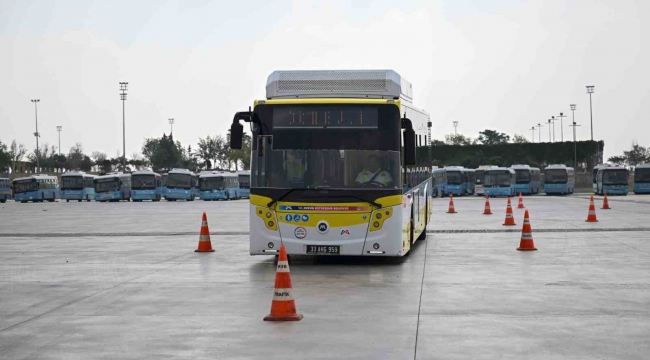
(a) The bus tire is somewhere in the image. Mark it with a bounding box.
[0,199,5,203]
[78,199,82,202]
[21,201,27,203]
[66,199,69,203]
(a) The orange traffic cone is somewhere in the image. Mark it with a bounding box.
[446,195,457,214]
[503,197,516,226]
[586,195,599,222]
[602,192,611,210]
[483,196,492,215]
[517,192,525,209]
[264,245,303,321]
[517,210,537,251]
[195,212,215,252]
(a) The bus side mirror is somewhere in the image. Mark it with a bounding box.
[230,122,244,150]
[402,118,416,166]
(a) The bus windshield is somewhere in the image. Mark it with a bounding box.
[132,174,157,190]
[0,179,9,188]
[62,176,84,190]
[167,173,192,189]
[515,170,531,184]
[485,171,512,187]
[238,174,250,189]
[546,169,568,183]
[251,149,400,189]
[635,168,650,183]
[200,177,224,190]
[446,171,462,185]
[603,170,628,185]
[95,179,119,192]
[14,180,38,193]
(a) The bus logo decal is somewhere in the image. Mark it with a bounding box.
[317,221,329,234]
[294,227,307,239]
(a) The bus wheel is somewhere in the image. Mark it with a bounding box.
[78,199,82,202]
[66,199,69,203]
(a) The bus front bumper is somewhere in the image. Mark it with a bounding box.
[484,188,511,197]
[95,192,120,201]
[131,190,157,200]
[634,184,650,194]
[165,189,192,200]
[603,186,628,195]
[14,193,37,202]
[61,190,84,200]
[200,190,228,200]
[446,186,463,196]
[544,184,569,194]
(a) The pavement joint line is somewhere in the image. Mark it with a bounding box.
[413,234,429,360]
[604,234,650,257]
[2,227,650,238]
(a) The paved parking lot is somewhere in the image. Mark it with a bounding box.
[1,195,649,359]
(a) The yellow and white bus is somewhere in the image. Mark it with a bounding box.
[230,70,432,257]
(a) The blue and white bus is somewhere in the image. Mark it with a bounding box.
[161,173,168,199]
[94,172,132,202]
[444,166,466,196]
[592,164,609,194]
[0,178,11,203]
[634,164,650,194]
[61,171,96,202]
[131,170,163,202]
[483,167,516,197]
[544,165,575,195]
[463,169,476,195]
[596,166,628,196]
[511,165,542,195]
[199,172,240,200]
[474,165,497,196]
[432,168,447,198]
[13,175,60,203]
[165,168,197,201]
[237,170,251,199]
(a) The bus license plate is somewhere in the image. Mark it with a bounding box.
[306,245,340,255]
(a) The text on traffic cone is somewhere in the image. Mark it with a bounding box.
[264,245,303,321]
[586,195,598,222]
[195,212,215,252]
[503,197,516,226]
[517,209,537,251]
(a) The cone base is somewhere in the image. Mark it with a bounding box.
[447,211,457,214]
[517,247,537,251]
[503,223,516,226]
[483,212,492,215]
[195,249,215,252]
[264,313,303,321]
[585,219,599,222]
[601,207,611,210]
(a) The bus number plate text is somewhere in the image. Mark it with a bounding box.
[306,245,340,255]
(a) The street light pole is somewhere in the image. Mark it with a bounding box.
[56,126,62,156]
[453,121,458,135]
[31,99,40,172]
[538,123,544,142]
[169,118,174,136]
[586,85,595,141]
[119,82,128,169]
[558,112,566,142]
[570,121,581,170]
[531,126,536,143]
[550,116,556,142]
[547,119,552,142]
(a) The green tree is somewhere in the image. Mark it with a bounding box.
[0,140,11,172]
[65,143,85,170]
[624,142,649,166]
[607,155,627,166]
[141,134,184,172]
[9,140,27,173]
[511,134,529,144]
[444,133,474,146]
[478,129,510,145]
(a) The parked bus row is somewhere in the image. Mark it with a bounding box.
[6,170,251,203]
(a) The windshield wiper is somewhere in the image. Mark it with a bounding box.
[267,188,305,208]
[332,195,381,209]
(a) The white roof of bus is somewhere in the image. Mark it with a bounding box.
[131,170,160,176]
[13,174,57,182]
[62,171,87,176]
[169,168,195,175]
[237,170,251,175]
[635,163,650,169]
[200,171,238,178]
[476,165,498,169]
[444,166,465,170]
[265,69,413,101]
[95,173,130,180]
[600,166,627,171]
[486,167,515,173]
[546,164,574,170]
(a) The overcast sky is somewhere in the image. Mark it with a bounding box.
[1,0,648,160]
